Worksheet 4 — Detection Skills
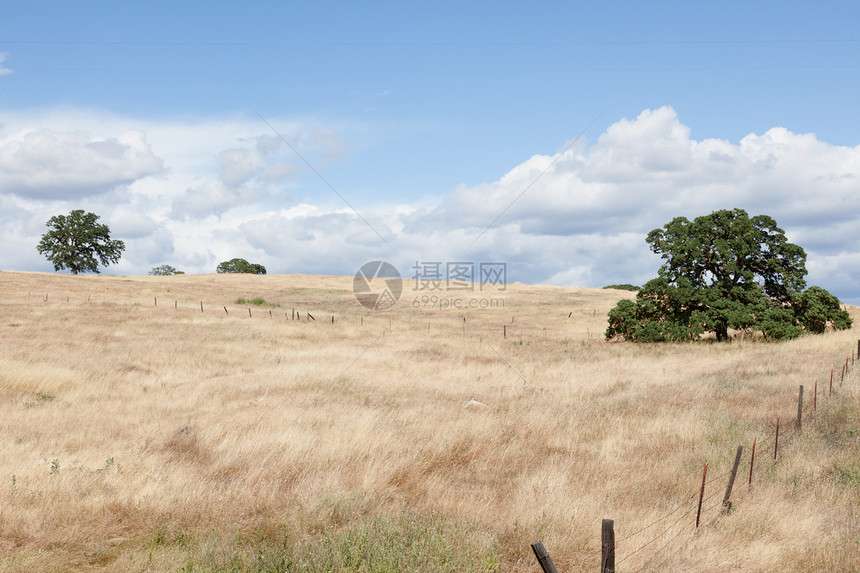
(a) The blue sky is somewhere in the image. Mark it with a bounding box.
[1,1,859,302]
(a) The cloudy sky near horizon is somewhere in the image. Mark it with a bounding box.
[1,2,859,303]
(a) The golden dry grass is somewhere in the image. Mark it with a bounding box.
[0,270,858,572]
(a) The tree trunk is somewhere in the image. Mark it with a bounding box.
[716,321,729,342]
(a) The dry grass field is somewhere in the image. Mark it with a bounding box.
[1,270,858,572]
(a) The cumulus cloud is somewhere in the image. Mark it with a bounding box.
[170,179,270,220]
[424,106,860,245]
[0,129,163,199]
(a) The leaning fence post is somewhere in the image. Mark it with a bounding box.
[696,463,707,528]
[601,519,615,573]
[774,416,780,460]
[748,436,757,486]
[797,385,804,430]
[530,540,559,573]
[723,445,743,510]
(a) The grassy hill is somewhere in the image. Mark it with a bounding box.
[1,271,858,571]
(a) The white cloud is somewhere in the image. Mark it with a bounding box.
[0,128,163,199]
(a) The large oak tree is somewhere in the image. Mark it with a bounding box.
[606,209,851,342]
[37,210,125,275]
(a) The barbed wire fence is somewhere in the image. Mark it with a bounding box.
[533,341,858,572]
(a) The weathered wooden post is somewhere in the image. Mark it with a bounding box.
[723,445,743,510]
[200,301,203,312]
[696,463,708,528]
[774,416,780,460]
[248,308,252,318]
[748,436,757,486]
[601,519,615,573]
[797,385,804,430]
[814,379,817,412]
[530,540,559,573]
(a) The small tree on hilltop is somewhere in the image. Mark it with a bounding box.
[606,208,851,342]
[216,258,267,275]
[150,265,184,276]
[37,210,125,274]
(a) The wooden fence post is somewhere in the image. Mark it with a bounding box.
[696,463,707,528]
[797,385,804,430]
[748,436,757,486]
[503,324,507,339]
[774,416,780,460]
[200,301,203,312]
[723,445,743,510]
[530,540,559,573]
[601,519,615,573]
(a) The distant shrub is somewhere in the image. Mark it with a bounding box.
[603,284,640,291]
[234,297,280,307]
